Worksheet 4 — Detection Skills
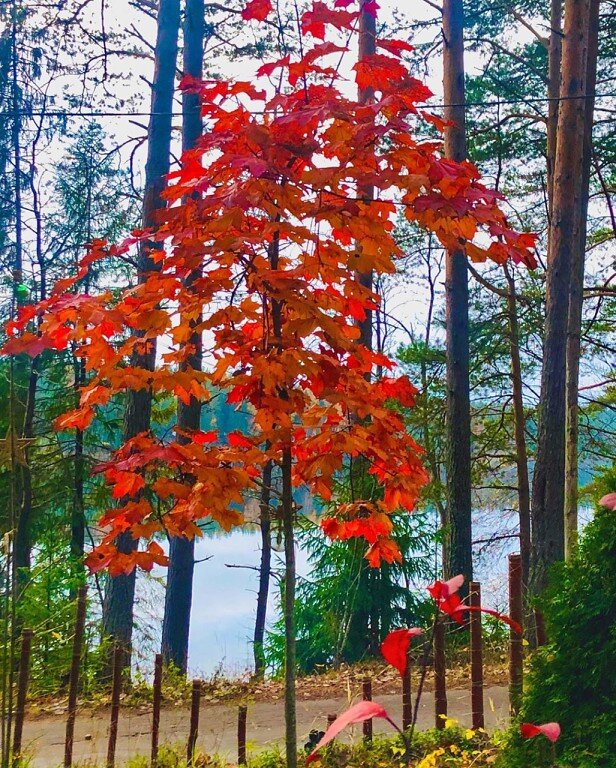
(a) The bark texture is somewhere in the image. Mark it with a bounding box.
[102,0,181,675]
[530,0,593,596]
[253,459,273,678]
[442,0,473,589]
[160,0,205,674]
[504,267,531,588]
[564,0,599,558]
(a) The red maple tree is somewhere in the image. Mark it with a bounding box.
[4,0,537,577]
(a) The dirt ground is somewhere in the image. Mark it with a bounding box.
[19,685,510,767]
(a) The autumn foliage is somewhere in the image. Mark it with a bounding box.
[4,0,536,575]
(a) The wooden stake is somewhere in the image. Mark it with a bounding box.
[509,554,524,715]
[12,628,33,760]
[64,586,87,768]
[433,621,447,729]
[469,582,484,730]
[534,609,547,647]
[238,705,247,765]
[106,645,123,768]
[362,678,372,742]
[187,679,201,766]
[150,654,163,768]
[402,652,412,732]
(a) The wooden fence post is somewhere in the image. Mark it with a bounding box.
[106,645,123,768]
[434,620,447,729]
[64,585,87,768]
[187,679,201,766]
[238,705,247,765]
[151,654,163,768]
[362,678,372,742]
[469,582,484,730]
[509,554,524,715]
[12,628,33,760]
[534,609,547,647]
[402,651,412,731]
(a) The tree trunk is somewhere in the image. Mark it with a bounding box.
[503,266,531,588]
[281,446,296,768]
[530,0,592,597]
[160,0,205,675]
[356,0,376,351]
[564,0,599,558]
[102,0,181,676]
[547,0,563,213]
[442,0,472,589]
[253,459,273,678]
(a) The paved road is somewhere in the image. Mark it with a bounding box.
[20,686,510,767]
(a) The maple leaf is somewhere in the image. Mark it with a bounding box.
[111,471,146,499]
[227,432,253,449]
[257,56,290,78]
[307,701,396,763]
[301,3,357,39]
[599,492,616,510]
[55,408,95,432]
[380,627,423,676]
[193,430,218,445]
[85,544,116,574]
[520,722,561,743]
[2,333,52,357]
[365,538,402,567]
[241,0,272,21]
[377,38,414,57]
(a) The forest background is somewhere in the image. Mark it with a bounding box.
[0,0,614,695]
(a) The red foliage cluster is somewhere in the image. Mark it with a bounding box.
[4,0,536,575]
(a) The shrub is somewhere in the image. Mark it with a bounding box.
[500,505,616,767]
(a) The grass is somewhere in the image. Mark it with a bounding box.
[115,727,500,768]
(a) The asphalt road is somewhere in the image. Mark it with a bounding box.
[19,686,510,766]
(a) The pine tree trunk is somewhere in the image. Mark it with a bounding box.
[160,0,204,675]
[530,0,592,597]
[442,0,472,589]
[564,0,599,558]
[504,266,531,587]
[547,0,563,212]
[102,0,181,676]
[253,459,273,678]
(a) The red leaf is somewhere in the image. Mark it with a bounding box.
[55,408,95,432]
[111,471,146,499]
[520,722,561,743]
[377,38,414,57]
[307,701,395,762]
[193,430,217,445]
[335,0,379,14]
[85,544,116,574]
[301,3,357,40]
[241,0,272,21]
[380,627,423,676]
[2,333,52,357]
[227,432,253,449]
[365,537,402,567]
[456,605,522,635]
[427,574,464,601]
[599,492,616,510]
[257,56,290,77]
[428,575,522,633]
